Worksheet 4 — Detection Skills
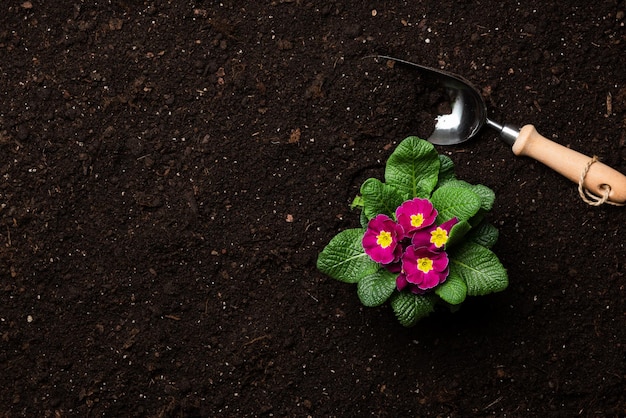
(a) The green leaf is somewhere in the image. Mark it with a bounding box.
[357,269,397,307]
[467,221,500,249]
[350,195,364,210]
[468,211,485,229]
[317,229,379,283]
[447,220,473,247]
[448,242,508,296]
[442,179,495,211]
[359,208,369,229]
[469,184,496,211]
[390,292,436,327]
[385,136,440,198]
[430,185,482,223]
[360,178,406,220]
[435,272,467,305]
[437,154,456,186]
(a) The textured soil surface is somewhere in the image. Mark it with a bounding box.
[1,1,626,416]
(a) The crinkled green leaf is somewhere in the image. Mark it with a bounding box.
[437,154,456,186]
[449,242,508,296]
[435,272,467,305]
[317,229,378,283]
[442,179,495,211]
[447,220,473,248]
[385,136,440,198]
[468,211,485,228]
[350,195,364,210]
[359,208,369,229]
[390,292,436,327]
[470,184,496,211]
[360,178,406,221]
[431,185,482,223]
[467,221,500,249]
[357,269,398,307]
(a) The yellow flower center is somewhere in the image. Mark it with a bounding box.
[430,227,449,248]
[376,230,393,248]
[417,257,433,273]
[410,213,424,228]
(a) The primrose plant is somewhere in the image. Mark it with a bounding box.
[317,136,508,327]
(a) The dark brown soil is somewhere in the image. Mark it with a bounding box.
[1,1,625,416]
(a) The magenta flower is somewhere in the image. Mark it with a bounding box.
[362,214,405,264]
[401,246,449,290]
[395,198,437,236]
[385,259,403,274]
[412,217,459,251]
[396,272,426,294]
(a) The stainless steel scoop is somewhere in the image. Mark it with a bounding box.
[376,55,626,204]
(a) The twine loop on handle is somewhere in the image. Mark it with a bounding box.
[578,156,624,206]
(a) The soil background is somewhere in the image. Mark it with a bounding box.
[1,1,626,417]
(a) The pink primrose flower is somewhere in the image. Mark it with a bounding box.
[401,246,449,290]
[411,217,459,251]
[362,214,404,264]
[395,198,437,236]
[385,260,403,274]
[396,272,427,294]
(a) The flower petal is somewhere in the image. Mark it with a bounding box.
[401,246,449,290]
[431,252,450,272]
[411,226,435,249]
[362,214,404,264]
[396,273,409,291]
[411,217,459,251]
[395,198,437,235]
[420,266,448,289]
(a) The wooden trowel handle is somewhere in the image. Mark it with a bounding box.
[512,124,626,204]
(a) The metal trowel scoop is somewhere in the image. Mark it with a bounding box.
[376,55,626,205]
